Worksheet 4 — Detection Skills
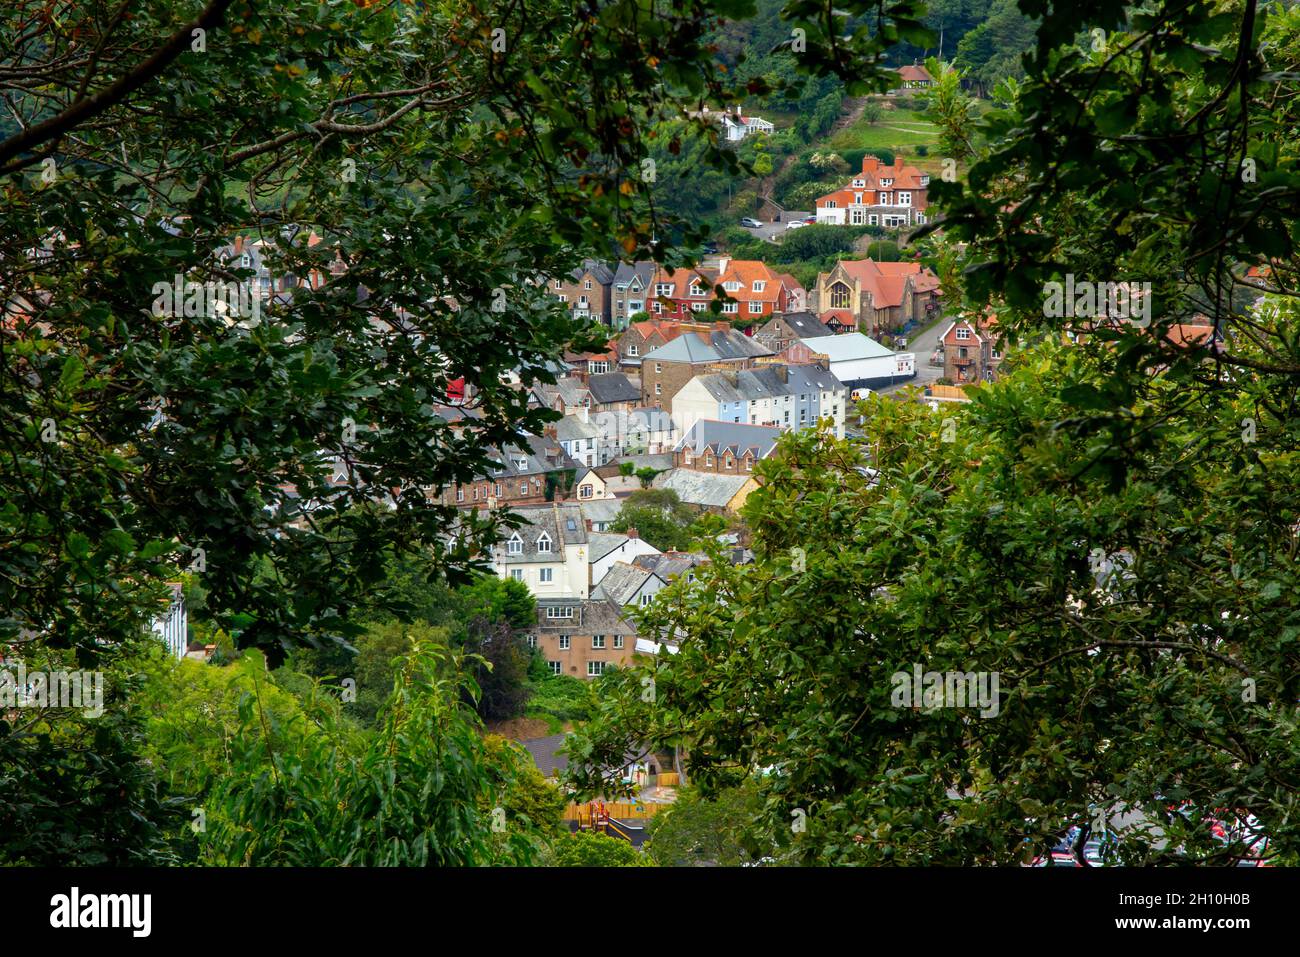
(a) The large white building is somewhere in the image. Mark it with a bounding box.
[799,333,915,393]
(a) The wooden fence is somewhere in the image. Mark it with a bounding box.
[927,384,971,401]
[563,801,671,822]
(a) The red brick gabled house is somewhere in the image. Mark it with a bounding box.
[812,257,941,337]
[649,266,718,320]
[713,260,803,322]
[941,313,1002,385]
[814,155,931,228]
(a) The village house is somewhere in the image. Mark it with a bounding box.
[587,406,680,462]
[814,155,931,229]
[615,317,708,372]
[553,410,604,468]
[640,323,773,406]
[610,261,657,330]
[812,257,941,337]
[493,504,590,599]
[531,598,638,678]
[648,265,720,320]
[713,259,805,321]
[940,314,1003,385]
[549,259,614,325]
[592,561,669,610]
[673,420,783,474]
[895,62,934,89]
[440,434,578,510]
[754,311,834,352]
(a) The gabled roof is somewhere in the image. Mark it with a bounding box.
[554,414,601,442]
[592,562,663,605]
[687,363,844,404]
[571,258,615,285]
[632,551,708,580]
[588,533,639,564]
[676,420,782,460]
[715,260,784,303]
[642,327,772,364]
[612,261,657,289]
[896,64,933,83]
[587,372,641,405]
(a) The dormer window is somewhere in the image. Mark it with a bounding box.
[752,281,765,293]
[507,533,523,555]
[852,179,865,188]
[516,457,529,470]
[655,283,673,296]
[536,532,552,553]
[881,178,893,187]
[584,279,592,290]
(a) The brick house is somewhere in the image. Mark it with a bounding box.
[615,318,707,372]
[811,257,941,337]
[814,155,931,228]
[549,259,614,325]
[754,311,834,352]
[940,314,1003,385]
[713,259,804,322]
[639,323,773,406]
[648,265,721,319]
[439,434,579,509]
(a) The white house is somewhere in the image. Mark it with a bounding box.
[151,583,188,659]
[592,561,669,610]
[799,333,915,392]
[494,504,590,599]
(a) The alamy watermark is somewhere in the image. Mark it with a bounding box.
[151,274,261,322]
[1043,274,1151,329]
[890,663,1001,718]
[0,661,104,718]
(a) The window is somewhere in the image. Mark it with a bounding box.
[684,451,692,465]
[752,281,766,293]
[553,279,562,289]
[628,300,642,313]
[745,457,753,471]
[854,194,863,205]
[526,635,537,649]
[705,455,714,467]
[830,283,851,309]
[588,661,606,676]
[722,302,738,314]
[592,635,606,649]
[749,302,763,314]
[691,301,706,312]
[558,635,570,650]
[826,200,837,209]
[540,567,553,583]
[955,327,971,341]
[536,532,552,553]
[654,363,662,374]
[510,569,523,581]
[614,636,624,649]
[899,191,911,206]
[580,484,593,499]
[724,281,741,292]
[546,606,574,619]
[507,533,522,555]
[655,283,672,296]
[655,383,662,396]
[639,593,652,606]
[548,661,562,675]
[495,483,503,498]
[557,294,567,302]
[519,482,528,495]
[456,487,464,502]
[584,279,592,290]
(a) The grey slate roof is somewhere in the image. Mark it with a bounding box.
[571,258,615,285]
[587,372,640,405]
[691,363,844,403]
[612,261,656,289]
[485,433,579,480]
[676,420,782,459]
[641,328,772,364]
[608,452,674,473]
[592,562,661,605]
[554,414,601,443]
[652,468,752,508]
[498,504,587,563]
[588,532,634,563]
[535,598,636,636]
[764,311,833,339]
[632,551,708,580]
[579,499,623,526]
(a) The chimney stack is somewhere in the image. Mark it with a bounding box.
[626,527,639,540]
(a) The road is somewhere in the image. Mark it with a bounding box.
[876,313,949,394]
[740,212,811,243]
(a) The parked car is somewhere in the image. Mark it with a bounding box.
[803,216,817,224]
[785,220,806,230]
[740,217,763,228]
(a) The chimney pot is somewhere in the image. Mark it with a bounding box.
[626,527,639,540]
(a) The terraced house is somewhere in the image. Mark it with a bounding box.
[670,361,848,438]
[549,259,613,325]
[714,259,805,321]
[814,154,931,228]
[610,261,657,331]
